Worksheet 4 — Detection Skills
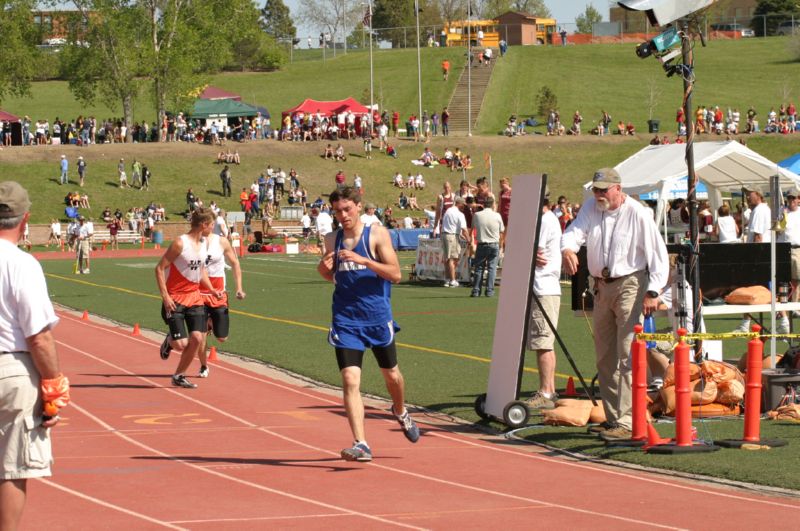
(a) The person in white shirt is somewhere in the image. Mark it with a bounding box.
[415,173,425,189]
[403,215,414,229]
[782,190,800,299]
[525,195,562,409]
[315,206,334,254]
[745,185,771,243]
[301,210,312,239]
[470,196,504,298]
[213,210,229,238]
[48,218,62,247]
[440,196,469,287]
[561,168,668,441]
[715,203,739,243]
[76,217,93,274]
[360,203,380,226]
[353,174,363,192]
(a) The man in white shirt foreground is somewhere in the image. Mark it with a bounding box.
[561,168,668,441]
[525,193,562,409]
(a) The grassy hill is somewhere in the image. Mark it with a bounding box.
[1,38,799,225]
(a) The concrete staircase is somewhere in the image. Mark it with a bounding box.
[446,49,496,135]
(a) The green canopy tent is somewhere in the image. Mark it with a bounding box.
[191,99,259,120]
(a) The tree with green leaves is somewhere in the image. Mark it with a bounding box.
[64,1,150,141]
[576,4,603,34]
[261,0,297,42]
[509,0,551,17]
[0,0,41,104]
[752,0,800,36]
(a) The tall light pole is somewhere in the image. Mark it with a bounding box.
[367,0,374,131]
[467,2,472,137]
[415,0,423,136]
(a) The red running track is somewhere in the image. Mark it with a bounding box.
[22,310,800,530]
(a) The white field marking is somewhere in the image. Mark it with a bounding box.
[36,478,187,530]
[56,343,426,531]
[115,262,159,269]
[171,513,349,524]
[57,333,684,530]
[59,313,800,511]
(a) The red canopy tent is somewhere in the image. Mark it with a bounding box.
[0,110,20,122]
[282,98,370,120]
[199,86,242,101]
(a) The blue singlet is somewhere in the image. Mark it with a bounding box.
[331,225,393,327]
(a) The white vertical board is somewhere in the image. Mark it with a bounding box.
[485,174,544,418]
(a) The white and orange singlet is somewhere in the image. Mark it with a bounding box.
[200,233,228,308]
[166,234,208,307]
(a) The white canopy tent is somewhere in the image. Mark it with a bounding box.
[584,141,800,223]
[583,140,800,362]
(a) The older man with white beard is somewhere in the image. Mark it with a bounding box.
[561,168,668,442]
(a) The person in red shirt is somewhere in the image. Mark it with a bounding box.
[675,107,685,134]
[335,169,346,189]
[441,59,450,81]
[391,110,400,137]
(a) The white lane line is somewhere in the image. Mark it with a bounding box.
[57,334,683,530]
[36,478,187,530]
[57,341,426,531]
[60,313,800,511]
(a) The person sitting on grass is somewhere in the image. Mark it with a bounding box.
[398,191,409,210]
[323,143,334,159]
[406,173,416,189]
[393,172,404,188]
[616,120,627,135]
[216,150,227,164]
[386,144,398,158]
[334,144,346,162]
[415,173,426,190]
[419,147,436,166]
[626,122,636,135]
[408,193,420,210]
[79,193,91,209]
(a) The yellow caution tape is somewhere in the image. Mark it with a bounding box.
[637,331,800,342]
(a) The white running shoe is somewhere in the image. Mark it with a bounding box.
[733,319,751,333]
[777,318,791,335]
[450,280,459,288]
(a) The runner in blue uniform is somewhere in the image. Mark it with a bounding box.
[317,186,420,462]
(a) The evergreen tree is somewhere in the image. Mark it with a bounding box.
[261,0,297,41]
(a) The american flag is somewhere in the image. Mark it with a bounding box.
[363,5,372,28]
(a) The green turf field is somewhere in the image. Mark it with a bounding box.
[38,252,795,490]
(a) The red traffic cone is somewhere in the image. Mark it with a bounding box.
[564,376,577,397]
[81,310,89,321]
[643,423,672,450]
[208,346,218,362]
[131,323,141,336]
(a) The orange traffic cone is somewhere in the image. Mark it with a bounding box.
[208,346,218,362]
[131,323,141,336]
[564,376,577,397]
[81,310,89,321]
[643,423,672,450]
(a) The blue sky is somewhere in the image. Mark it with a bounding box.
[282,0,611,39]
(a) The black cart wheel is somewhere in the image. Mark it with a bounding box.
[474,393,490,421]
[502,401,530,428]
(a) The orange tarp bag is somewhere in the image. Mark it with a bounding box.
[716,380,745,405]
[663,363,701,388]
[700,360,744,384]
[691,403,740,418]
[724,285,771,305]
[542,399,593,427]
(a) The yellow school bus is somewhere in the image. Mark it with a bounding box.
[444,16,557,47]
[444,20,500,47]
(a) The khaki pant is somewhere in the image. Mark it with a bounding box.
[592,270,647,430]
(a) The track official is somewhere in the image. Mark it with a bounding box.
[561,168,668,441]
[0,181,70,530]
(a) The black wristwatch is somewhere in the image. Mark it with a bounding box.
[646,290,659,299]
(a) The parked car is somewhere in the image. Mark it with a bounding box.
[776,20,799,36]
[710,23,755,37]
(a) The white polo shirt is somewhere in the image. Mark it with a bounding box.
[0,239,59,351]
